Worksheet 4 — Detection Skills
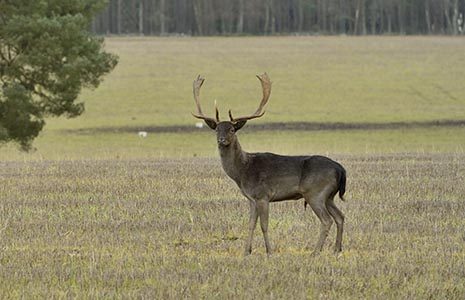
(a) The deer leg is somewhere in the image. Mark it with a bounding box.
[326,198,345,253]
[256,200,272,256]
[244,200,258,255]
[306,194,333,255]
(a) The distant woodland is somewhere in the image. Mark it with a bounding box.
[92,0,465,35]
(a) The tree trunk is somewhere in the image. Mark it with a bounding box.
[425,0,431,34]
[354,0,366,35]
[354,0,360,34]
[338,0,345,33]
[298,0,304,32]
[264,0,270,34]
[398,0,405,34]
[193,0,203,35]
[444,0,452,34]
[361,0,366,35]
[117,0,122,34]
[271,15,276,34]
[237,0,244,34]
[321,0,327,33]
[379,4,384,34]
[160,0,166,35]
[139,1,144,35]
[370,0,377,34]
[452,0,459,34]
[387,9,392,34]
[410,0,419,33]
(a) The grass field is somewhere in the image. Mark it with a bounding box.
[1,36,465,298]
[1,154,464,298]
[3,35,465,160]
[54,36,465,128]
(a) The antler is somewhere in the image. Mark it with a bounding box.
[229,73,272,123]
[192,75,219,123]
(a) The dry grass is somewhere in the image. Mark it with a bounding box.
[1,36,465,297]
[1,154,464,298]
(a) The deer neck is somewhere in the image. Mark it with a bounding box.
[218,137,247,183]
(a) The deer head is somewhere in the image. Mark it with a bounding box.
[192,73,272,146]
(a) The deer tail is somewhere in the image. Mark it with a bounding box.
[338,167,346,201]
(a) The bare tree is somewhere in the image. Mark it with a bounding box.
[193,0,203,35]
[297,0,305,32]
[425,0,432,34]
[264,0,272,34]
[159,0,166,35]
[191,73,347,256]
[354,0,361,34]
[237,0,245,33]
[117,0,122,34]
[451,0,460,34]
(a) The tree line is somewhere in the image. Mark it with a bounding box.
[92,0,465,35]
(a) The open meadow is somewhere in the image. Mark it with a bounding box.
[1,36,465,298]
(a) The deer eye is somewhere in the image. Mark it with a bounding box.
[230,128,235,133]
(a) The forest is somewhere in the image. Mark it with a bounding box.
[92,0,465,35]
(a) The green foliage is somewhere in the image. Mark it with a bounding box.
[0,0,107,20]
[0,84,44,150]
[0,0,117,150]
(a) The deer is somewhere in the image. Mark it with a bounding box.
[191,73,346,256]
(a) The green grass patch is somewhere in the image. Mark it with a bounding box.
[1,126,464,161]
[45,36,465,131]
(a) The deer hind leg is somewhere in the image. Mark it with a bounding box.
[305,193,333,255]
[244,199,258,255]
[326,198,345,253]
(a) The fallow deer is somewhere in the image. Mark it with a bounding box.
[192,73,346,256]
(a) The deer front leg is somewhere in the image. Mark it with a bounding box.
[244,200,258,255]
[257,199,272,256]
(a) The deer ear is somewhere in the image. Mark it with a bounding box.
[204,119,217,130]
[233,120,247,131]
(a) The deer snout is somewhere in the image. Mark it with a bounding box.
[218,137,229,146]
